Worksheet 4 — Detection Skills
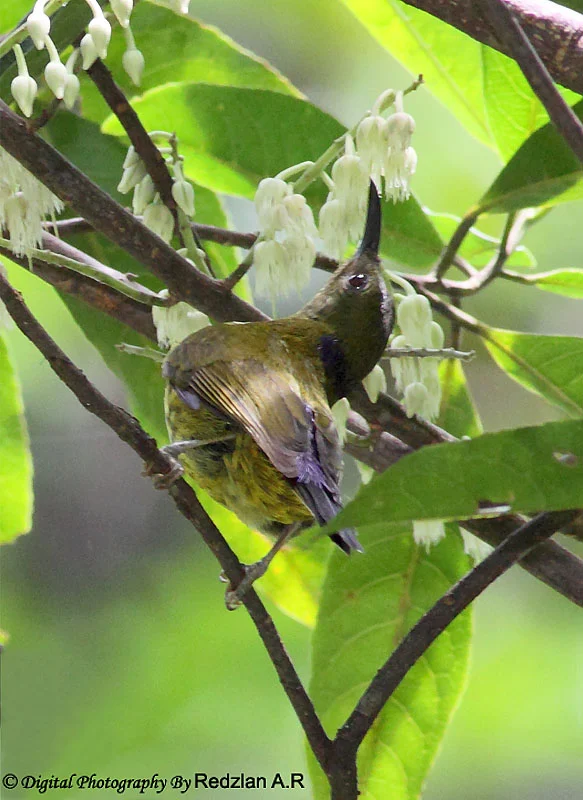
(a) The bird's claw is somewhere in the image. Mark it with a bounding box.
[222,561,268,610]
[143,456,184,490]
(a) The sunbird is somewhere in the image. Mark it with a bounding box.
[162,184,393,606]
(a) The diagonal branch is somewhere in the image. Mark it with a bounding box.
[0,269,333,776]
[483,0,583,163]
[335,508,581,755]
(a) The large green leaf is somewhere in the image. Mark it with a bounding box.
[482,49,580,161]
[103,83,443,268]
[485,328,583,416]
[309,523,472,799]
[478,100,583,213]
[79,3,299,123]
[325,419,583,531]
[339,0,491,147]
[0,331,33,543]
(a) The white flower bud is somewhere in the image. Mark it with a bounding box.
[44,59,68,99]
[133,174,156,214]
[171,179,195,217]
[253,239,287,298]
[110,0,133,27]
[80,34,99,69]
[117,160,147,194]
[11,74,37,117]
[460,530,493,562]
[386,111,415,150]
[88,16,111,59]
[362,364,387,403]
[26,9,51,49]
[123,145,140,169]
[63,72,80,109]
[143,201,174,242]
[356,115,387,186]
[122,47,145,86]
[331,154,368,200]
[153,297,209,349]
[318,195,347,260]
[430,321,445,349]
[396,294,433,347]
[403,381,429,418]
[331,397,351,444]
[282,193,318,238]
[413,520,446,551]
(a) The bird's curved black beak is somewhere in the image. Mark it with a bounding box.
[356,181,381,258]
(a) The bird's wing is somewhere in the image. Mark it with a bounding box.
[171,357,354,533]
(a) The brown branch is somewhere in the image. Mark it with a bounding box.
[400,0,583,96]
[86,59,178,215]
[334,508,581,755]
[483,0,583,163]
[0,99,265,325]
[0,270,333,778]
[0,240,156,340]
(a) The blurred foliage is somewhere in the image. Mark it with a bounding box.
[1,0,583,798]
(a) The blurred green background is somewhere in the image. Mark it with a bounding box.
[2,0,583,798]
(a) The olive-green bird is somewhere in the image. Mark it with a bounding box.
[162,184,393,604]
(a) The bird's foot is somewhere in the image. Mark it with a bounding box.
[222,560,270,610]
[143,450,184,490]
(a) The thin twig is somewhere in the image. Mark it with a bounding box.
[483,0,583,164]
[383,346,475,362]
[334,508,580,754]
[0,270,333,776]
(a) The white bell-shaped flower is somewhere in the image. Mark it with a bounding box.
[11,74,37,118]
[26,8,51,49]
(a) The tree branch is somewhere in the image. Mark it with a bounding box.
[0,270,333,776]
[483,0,583,163]
[334,508,581,755]
[400,0,583,96]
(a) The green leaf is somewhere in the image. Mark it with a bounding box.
[339,0,491,147]
[309,524,472,799]
[485,328,583,416]
[79,4,299,123]
[524,268,583,299]
[0,332,33,543]
[325,419,583,531]
[478,100,583,213]
[482,49,580,161]
[103,83,443,268]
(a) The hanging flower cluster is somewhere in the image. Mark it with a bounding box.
[0,148,63,257]
[356,90,417,204]
[152,290,210,350]
[389,291,444,421]
[318,135,369,260]
[10,0,146,119]
[253,176,318,299]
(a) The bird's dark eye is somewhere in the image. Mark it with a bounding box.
[348,273,369,291]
